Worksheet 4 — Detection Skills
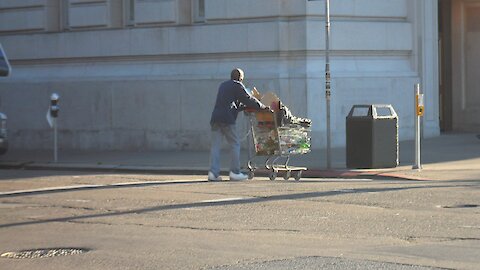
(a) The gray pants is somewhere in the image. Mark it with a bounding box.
[209,123,241,177]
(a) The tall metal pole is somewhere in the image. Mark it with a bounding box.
[413,83,422,170]
[325,0,332,169]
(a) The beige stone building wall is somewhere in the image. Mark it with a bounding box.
[0,0,442,151]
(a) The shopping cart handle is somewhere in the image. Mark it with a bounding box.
[244,107,274,114]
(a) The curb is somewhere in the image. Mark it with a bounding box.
[0,161,429,181]
[0,161,32,169]
[21,163,208,175]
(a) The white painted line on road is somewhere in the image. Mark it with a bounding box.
[460,225,480,229]
[302,178,373,182]
[200,197,251,203]
[66,199,91,203]
[0,180,205,196]
[0,184,104,196]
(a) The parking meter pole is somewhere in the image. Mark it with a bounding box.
[325,0,332,169]
[413,84,422,170]
[53,118,58,163]
[49,93,59,163]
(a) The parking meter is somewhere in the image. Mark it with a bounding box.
[0,112,7,154]
[50,93,59,118]
[47,93,60,162]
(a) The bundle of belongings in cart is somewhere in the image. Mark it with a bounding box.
[248,88,312,156]
[250,88,311,128]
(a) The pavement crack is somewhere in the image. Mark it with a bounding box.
[62,219,300,233]
[1,201,98,211]
[57,205,97,211]
[34,204,99,212]
[402,235,480,243]
[435,236,480,242]
[309,199,394,210]
[158,226,301,233]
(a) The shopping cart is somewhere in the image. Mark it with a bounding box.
[245,106,311,181]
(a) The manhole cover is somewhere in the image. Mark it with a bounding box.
[1,248,89,259]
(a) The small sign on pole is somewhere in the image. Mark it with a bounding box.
[416,93,424,116]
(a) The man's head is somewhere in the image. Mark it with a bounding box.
[230,68,244,82]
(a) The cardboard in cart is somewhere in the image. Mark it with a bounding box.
[260,92,280,111]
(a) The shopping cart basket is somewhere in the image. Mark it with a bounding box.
[245,108,311,181]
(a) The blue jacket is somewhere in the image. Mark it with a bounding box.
[210,80,265,125]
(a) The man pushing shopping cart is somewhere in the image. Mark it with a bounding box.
[208,68,311,182]
[208,68,270,181]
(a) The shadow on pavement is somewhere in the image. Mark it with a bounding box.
[0,183,475,229]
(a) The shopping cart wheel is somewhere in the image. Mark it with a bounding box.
[294,170,302,181]
[248,171,254,180]
[247,160,254,171]
[269,171,277,181]
[283,170,291,180]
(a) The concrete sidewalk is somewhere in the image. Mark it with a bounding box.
[1,133,479,181]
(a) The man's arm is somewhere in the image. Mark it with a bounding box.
[236,83,267,110]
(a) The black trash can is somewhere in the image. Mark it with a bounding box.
[346,104,398,169]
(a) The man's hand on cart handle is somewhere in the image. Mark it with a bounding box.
[244,106,273,113]
[263,106,274,113]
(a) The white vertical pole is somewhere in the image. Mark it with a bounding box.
[325,0,332,169]
[413,83,422,170]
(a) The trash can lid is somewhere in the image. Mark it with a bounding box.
[372,104,397,119]
[347,105,371,118]
[347,104,397,119]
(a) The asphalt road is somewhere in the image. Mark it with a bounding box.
[0,169,478,270]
